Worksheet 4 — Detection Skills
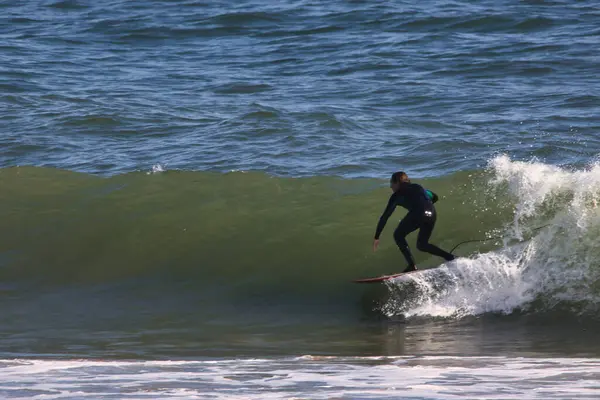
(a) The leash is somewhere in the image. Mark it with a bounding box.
[450,224,551,254]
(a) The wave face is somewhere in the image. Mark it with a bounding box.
[381,155,600,319]
[1,155,599,323]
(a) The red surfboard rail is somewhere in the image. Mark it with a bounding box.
[354,259,459,283]
[353,269,423,283]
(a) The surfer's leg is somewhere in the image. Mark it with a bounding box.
[394,214,420,270]
[416,211,455,261]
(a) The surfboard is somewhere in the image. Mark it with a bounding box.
[354,257,461,284]
[353,269,423,283]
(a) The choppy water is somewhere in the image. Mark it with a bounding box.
[3,0,600,398]
[2,0,600,178]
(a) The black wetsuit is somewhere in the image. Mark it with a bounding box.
[374,182,454,268]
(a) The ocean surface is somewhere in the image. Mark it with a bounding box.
[2,0,600,398]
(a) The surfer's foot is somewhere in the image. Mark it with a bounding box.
[403,264,417,273]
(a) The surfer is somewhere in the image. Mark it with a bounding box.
[373,171,455,273]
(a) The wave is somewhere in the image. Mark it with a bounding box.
[1,155,599,320]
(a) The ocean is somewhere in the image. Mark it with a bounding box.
[1,0,600,398]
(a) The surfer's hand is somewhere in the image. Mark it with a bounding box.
[373,239,380,252]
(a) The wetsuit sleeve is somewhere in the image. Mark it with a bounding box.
[374,194,396,240]
[426,190,439,204]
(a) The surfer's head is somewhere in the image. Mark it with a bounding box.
[390,171,409,191]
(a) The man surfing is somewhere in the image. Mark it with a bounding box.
[373,171,455,273]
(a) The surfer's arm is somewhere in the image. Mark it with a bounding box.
[374,195,396,240]
[426,189,439,204]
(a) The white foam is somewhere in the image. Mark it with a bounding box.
[147,163,166,174]
[382,251,534,318]
[383,155,600,319]
[1,356,598,399]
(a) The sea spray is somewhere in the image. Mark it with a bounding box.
[382,155,600,319]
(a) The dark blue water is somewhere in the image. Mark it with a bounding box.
[2,0,599,178]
